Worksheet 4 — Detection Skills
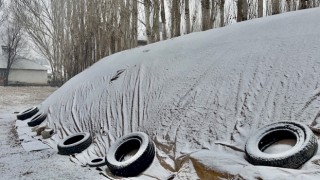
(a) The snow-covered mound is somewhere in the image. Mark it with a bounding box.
[40,8,320,179]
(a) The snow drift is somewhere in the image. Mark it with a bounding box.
[39,8,320,179]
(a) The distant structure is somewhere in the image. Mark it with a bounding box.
[0,46,48,86]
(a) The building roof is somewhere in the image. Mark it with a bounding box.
[0,55,47,71]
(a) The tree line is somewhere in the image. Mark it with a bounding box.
[2,0,319,86]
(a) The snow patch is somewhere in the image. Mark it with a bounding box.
[263,139,297,154]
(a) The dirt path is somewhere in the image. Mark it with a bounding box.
[0,86,104,180]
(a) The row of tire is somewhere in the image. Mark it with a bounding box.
[17,106,47,127]
[17,107,155,177]
[17,106,319,177]
[57,132,155,177]
[57,121,319,177]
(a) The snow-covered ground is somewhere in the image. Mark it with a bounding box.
[3,7,320,179]
[0,87,105,180]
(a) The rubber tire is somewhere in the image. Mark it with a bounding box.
[245,121,318,169]
[88,157,106,167]
[27,112,47,127]
[57,132,92,155]
[105,132,155,177]
[17,107,39,120]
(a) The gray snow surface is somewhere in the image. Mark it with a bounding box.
[38,8,320,179]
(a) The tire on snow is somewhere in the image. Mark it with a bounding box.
[57,132,92,155]
[17,106,39,120]
[27,112,47,127]
[245,121,318,169]
[88,157,106,167]
[105,132,155,177]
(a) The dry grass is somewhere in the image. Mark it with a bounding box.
[9,122,20,147]
[0,86,58,147]
[0,86,58,107]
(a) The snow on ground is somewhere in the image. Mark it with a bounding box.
[0,86,105,180]
[9,8,320,179]
[263,139,297,154]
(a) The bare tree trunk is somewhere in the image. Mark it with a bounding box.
[211,0,219,28]
[144,0,153,43]
[0,0,6,26]
[258,0,264,17]
[171,0,181,37]
[220,0,225,27]
[191,1,200,32]
[160,0,167,40]
[293,0,298,10]
[119,0,126,50]
[237,0,248,22]
[272,0,280,14]
[131,0,138,47]
[201,0,211,31]
[153,0,161,42]
[308,0,313,8]
[265,0,271,16]
[185,0,191,34]
[286,0,293,11]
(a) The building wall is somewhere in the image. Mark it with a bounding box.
[8,69,47,85]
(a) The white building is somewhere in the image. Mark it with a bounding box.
[0,47,48,86]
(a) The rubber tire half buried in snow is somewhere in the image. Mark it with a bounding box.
[105,132,155,177]
[245,121,318,169]
[88,157,106,167]
[58,132,92,155]
[17,106,39,120]
[27,112,47,127]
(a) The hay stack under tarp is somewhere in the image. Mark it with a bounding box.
[40,8,320,179]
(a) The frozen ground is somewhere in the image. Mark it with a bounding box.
[0,86,104,180]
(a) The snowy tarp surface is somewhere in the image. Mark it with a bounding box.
[40,8,320,179]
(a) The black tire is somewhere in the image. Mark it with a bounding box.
[105,132,155,177]
[245,121,318,169]
[27,112,47,127]
[57,132,92,155]
[17,107,39,120]
[88,157,106,167]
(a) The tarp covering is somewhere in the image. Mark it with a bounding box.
[39,8,320,179]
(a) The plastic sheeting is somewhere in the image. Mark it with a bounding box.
[39,8,320,179]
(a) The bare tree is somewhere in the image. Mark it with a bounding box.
[286,0,293,11]
[13,0,139,85]
[184,0,190,34]
[201,0,211,31]
[171,0,181,37]
[12,0,61,84]
[0,0,7,25]
[272,0,280,14]
[132,0,138,46]
[144,0,160,44]
[299,0,308,9]
[2,23,25,86]
[152,0,161,41]
[211,0,219,28]
[237,0,248,22]
[258,0,264,17]
[220,0,225,27]
[160,0,167,39]
[191,1,200,32]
